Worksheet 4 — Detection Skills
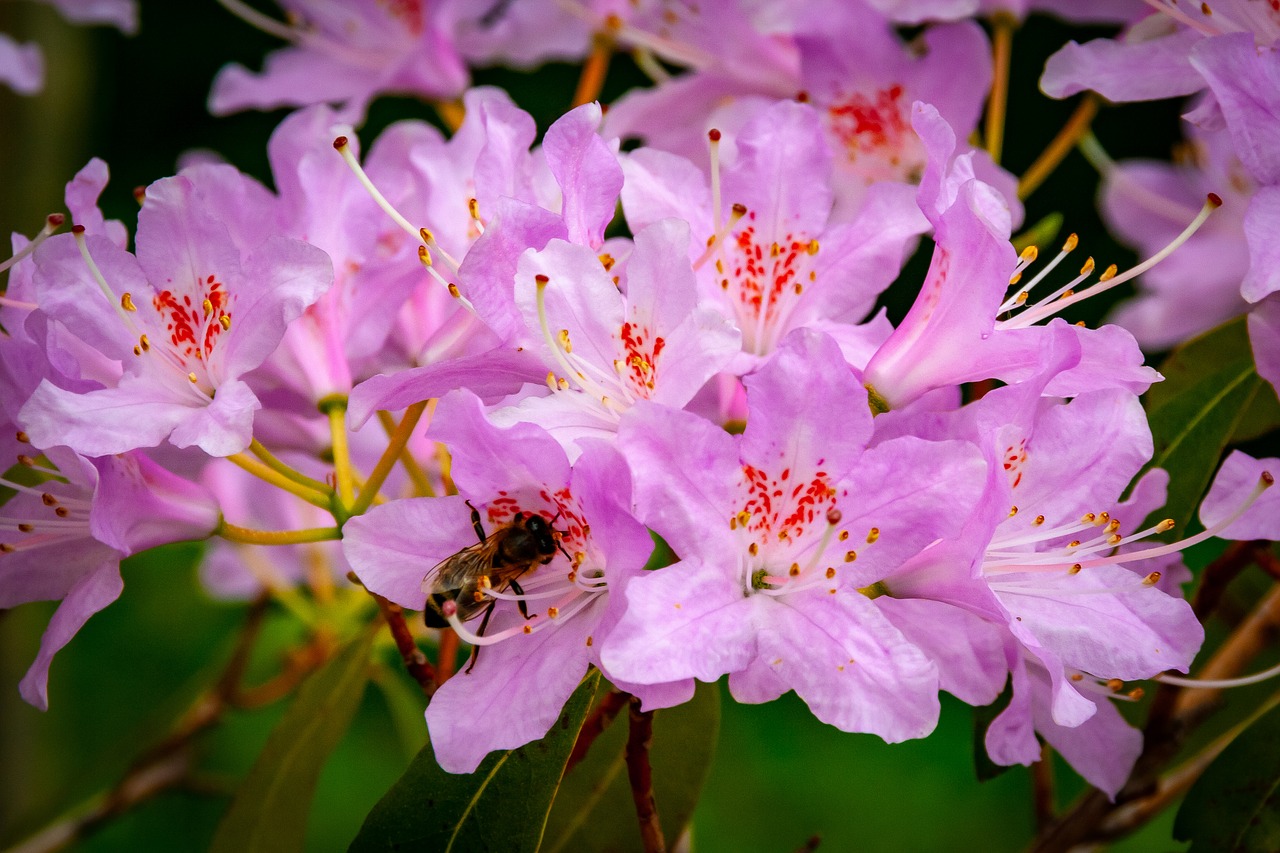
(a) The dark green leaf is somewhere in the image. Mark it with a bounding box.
[1174,703,1280,851]
[543,682,720,853]
[349,670,600,853]
[971,677,1014,783]
[210,628,376,853]
[1142,318,1270,534]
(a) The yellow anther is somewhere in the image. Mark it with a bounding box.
[219,315,231,330]
[1063,233,1079,252]
[139,334,150,351]
[1009,271,1023,286]
[1099,264,1118,281]
[789,563,801,576]
[1009,506,1019,517]
[1068,563,1082,575]
[202,298,213,315]
[748,542,759,556]
[120,292,137,311]
[1080,256,1095,275]
[1019,245,1038,263]
[1143,571,1161,586]
[547,607,559,618]
[557,329,573,353]
[188,372,199,383]
[825,567,836,579]
[807,239,820,255]
[1033,515,1045,526]
[844,551,857,562]
[866,528,879,544]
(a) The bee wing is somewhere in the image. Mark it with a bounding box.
[421,540,496,594]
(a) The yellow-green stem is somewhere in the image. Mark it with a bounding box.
[323,398,357,509]
[227,452,334,511]
[216,519,342,546]
[985,14,1016,164]
[249,438,332,495]
[1018,95,1099,200]
[351,401,429,516]
[377,410,437,497]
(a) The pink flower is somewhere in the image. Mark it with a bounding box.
[210,0,468,121]
[602,330,987,740]
[19,168,333,457]
[343,390,686,773]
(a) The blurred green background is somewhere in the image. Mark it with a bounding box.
[0,2,1249,851]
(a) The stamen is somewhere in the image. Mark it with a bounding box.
[1013,194,1220,326]
[0,213,64,276]
[1156,660,1280,689]
[693,203,747,271]
[708,129,723,234]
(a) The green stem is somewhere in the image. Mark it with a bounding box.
[249,438,332,495]
[321,396,356,510]
[216,520,342,546]
[351,401,428,516]
[226,453,334,511]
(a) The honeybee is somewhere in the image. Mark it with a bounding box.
[422,501,567,631]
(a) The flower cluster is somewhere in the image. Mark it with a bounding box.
[3,0,1278,813]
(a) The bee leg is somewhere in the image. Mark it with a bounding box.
[464,499,486,544]
[464,600,497,674]
[509,578,530,620]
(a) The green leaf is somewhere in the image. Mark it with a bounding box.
[542,682,720,853]
[1174,704,1280,851]
[1141,318,1271,534]
[210,628,376,853]
[349,670,600,853]
[971,677,1014,783]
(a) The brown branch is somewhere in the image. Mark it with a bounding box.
[370,592,436,697]
[1190,540,1262,621]
[565,689,630,774]
[1017,95,1099,200]
[625,696,665,853]
[435,628,460,687]
[1031,744,1056,832]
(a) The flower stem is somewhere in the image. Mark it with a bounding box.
[626,696,666,853]
[351,401,428,516]
[249,438,332,495]
[321,396,357,510]
[377,410,437,496]
[216,519,342,546]
[369,590,436,696]
[985,13,1016,164]
[1018,95,1099,200]
[226,452,334,511]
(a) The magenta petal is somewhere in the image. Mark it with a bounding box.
[347,348,545,427]
[1249,295,1280,396]
[0,34,43,94]
[342,495,474,608]
[1243,186,1280,302]
[740,329,871,477]
[600,558,756,685]
[90,452,219,555]
[167,378,260,456]
[746,591,939,742]
[876,597,1006,705]
[425,611,594,773]
[1035,689,1141,800]
[617,403,741,561]
[998,563,1202,679]
[18,560,123,710]
[1191,33,1280,185]
[1040,27,1204,101]
[541,103,622,249]
[1200,450,1280,540]
[19,380,192,456]
[430,391,571,500]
